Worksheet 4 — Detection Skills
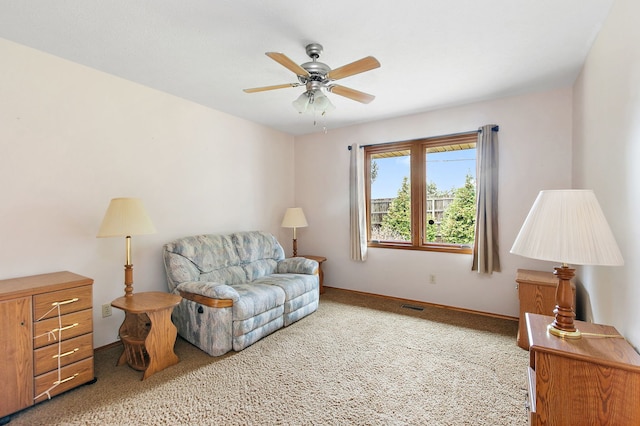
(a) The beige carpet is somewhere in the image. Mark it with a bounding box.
[10,288,529,425]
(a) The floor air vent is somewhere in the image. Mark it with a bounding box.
[401,304,424,311]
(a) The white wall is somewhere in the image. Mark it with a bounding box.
[572,0,640,349]
[8,16,631,350]
[294,88,572,318]
[0,39,295,348]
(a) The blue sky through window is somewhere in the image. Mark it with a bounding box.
[371,149,476,199]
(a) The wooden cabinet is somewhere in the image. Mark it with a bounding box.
[516,269,575,349]
[0,271,94,419]
[526,313,640,425]
[0,296,33,417]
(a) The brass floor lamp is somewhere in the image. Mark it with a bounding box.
[281,207,308,257]
[97,198,156,297]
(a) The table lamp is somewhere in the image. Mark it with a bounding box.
[281,207,308,257]
[510,190,623,338]
[97,198,156,297]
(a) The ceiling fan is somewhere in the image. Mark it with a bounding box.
[243,43,380,113]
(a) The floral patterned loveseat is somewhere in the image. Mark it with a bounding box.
[163,231,319,356]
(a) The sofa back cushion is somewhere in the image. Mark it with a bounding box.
[163,231,286,291]
[164,234,246,289]
[170,234,240,269]
[232,231,285,282]
[232,231,284,262]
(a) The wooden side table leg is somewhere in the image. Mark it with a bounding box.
[116,323,128,367]
[116,312,142,367]
[318,263,325,294]
[142,308,179,380]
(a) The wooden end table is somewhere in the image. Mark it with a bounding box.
[299,255,327,294]
[526,313,640,424]
[111,291,181,380]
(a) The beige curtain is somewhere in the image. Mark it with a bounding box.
[349,143,367,261]
[472,125,500,273]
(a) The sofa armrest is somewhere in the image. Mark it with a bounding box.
[179,290,233,308]
[176,281,240,302]
[276,257,319,275]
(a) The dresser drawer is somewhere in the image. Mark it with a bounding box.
[33,285,92,320]
[34,356,94,403]
[33,309,93,349]
[33,333,93,376]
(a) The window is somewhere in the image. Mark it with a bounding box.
[365,132,477,254]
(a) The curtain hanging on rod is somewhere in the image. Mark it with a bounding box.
[472,124,501,274]
[349,142,367,261]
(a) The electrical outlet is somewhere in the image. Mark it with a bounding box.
[429,274,436,284]
[101,303,112,318]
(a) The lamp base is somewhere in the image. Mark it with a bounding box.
[548,323,581,339]
[549,266,579,338]
[124,263,134,297]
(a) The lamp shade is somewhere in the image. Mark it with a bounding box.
[510,190,623,266]
[311,91,335,114]
[292,92,312,114]
[97,198,156,238]
[281,208,308,228]
[292,90,335,115]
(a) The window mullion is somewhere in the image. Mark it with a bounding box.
[410,142,423,247]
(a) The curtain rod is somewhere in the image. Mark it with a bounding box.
[347,125,499,150]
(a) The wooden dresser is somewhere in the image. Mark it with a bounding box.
[516,269,575,349]
[526,313,640,425]
[0,271,95,420]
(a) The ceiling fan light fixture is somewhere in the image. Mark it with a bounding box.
[292,90,335,115]
[292,91,312,113]
[311,90,335,115]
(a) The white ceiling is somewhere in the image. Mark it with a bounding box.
[0,0,614,136]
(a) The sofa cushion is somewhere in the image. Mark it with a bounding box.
[199,267,247,286]
[233,305,284,337]
[243,259,278,282]
[233,314,284,351]
[285,288,320,314]
[231,282,285,321]
[283,297,319,327]
[253,273,317,302]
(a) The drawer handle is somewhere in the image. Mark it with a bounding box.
[52,297,79,307]
[52,323,79,333]
[54,373,79,385]
[53,348,79,359]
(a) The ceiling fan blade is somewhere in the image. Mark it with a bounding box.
[328,85,376,104]
[265,52,310,77]
[243,83,300,93]
[327,56,380,80]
